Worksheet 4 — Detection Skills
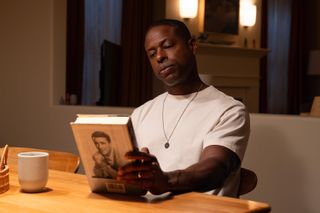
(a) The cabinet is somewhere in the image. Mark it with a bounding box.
[196,43,269,112]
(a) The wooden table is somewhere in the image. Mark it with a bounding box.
[0,168,271,213]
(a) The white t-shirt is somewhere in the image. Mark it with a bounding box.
[131,86,250,197]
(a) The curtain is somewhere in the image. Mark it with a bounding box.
[66,0,85,104]
[67,0,151,106]
[81,0,123,105]
[120,0,153,107]
[287,1,308,114]
[266,0,292,113]
[262,0,308,114]
[259,0,268,113]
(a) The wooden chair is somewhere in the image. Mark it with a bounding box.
[310,96,320,117]
[0,146,80,173]
[238,168,258,197]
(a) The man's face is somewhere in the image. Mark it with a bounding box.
[94,137,111,155]
[144,25,196,87]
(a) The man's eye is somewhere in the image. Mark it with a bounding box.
[149,53,155,58]
[149,51,156,58]
[163,43,173,48]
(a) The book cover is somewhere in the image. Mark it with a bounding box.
[70,114,144,195]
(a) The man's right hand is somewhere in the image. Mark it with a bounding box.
[117,147,170,195]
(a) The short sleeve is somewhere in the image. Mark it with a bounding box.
[203,104,250,161]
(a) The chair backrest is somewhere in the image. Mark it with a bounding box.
[0,146,80,173]
[310,96,320,117]
[238,168,258,196]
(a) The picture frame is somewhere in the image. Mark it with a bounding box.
[202,0,240,45]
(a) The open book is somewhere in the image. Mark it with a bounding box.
[70,114,144,195]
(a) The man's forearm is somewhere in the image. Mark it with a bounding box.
[166,157,231,193]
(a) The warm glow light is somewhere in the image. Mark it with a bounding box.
[179,0,198,19]
[240,1,257,27]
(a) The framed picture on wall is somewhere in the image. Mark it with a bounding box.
[202,0,239,45]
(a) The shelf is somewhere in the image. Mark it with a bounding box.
[197,43,269,58]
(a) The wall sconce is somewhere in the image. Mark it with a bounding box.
[240,0,256,47]
[308,50,320,75]
[240,1,257,27]
[179,0,198,20]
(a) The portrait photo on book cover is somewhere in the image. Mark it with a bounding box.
[72,123,134,181]
[91,131,122,179]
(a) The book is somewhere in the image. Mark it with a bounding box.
[70,114,144,195]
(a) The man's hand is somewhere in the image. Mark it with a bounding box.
[117,147,169,195]
[93,152,104,164]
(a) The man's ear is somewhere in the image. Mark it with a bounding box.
[188,38,197,53]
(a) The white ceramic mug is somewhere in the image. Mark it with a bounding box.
[18,152,49,192]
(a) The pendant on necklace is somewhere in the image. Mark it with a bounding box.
[164,142,170,149]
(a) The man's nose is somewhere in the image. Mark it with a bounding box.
[156,49,167,63]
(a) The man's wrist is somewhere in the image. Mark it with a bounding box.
[166,170,181,192]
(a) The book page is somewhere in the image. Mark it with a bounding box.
[73,114,130,125]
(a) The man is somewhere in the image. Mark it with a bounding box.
[92,131,118,179]
[117,19,250,197]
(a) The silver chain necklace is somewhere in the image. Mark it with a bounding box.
[162,84,203,149]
